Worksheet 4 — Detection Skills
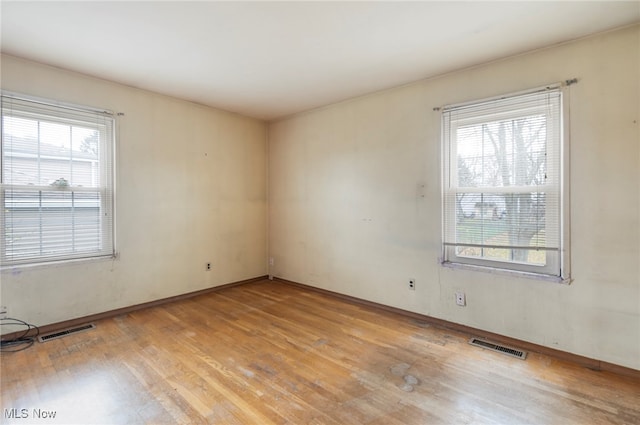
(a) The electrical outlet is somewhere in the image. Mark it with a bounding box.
[0,305,7,318]
[455,292,466,306]
[206,262,211,271]
[409,279,416,290]
[269,257,274,266]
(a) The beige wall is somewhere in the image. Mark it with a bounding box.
[0,55,268,326]
[268,26,640,370]
[1,26,638,371]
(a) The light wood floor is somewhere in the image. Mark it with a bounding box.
[1,280,639,424]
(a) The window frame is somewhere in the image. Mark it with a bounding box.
[0,92,116,268]
[441,86,569,281]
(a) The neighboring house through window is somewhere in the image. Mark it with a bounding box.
[441,86,568,280]
[1,93,115,266]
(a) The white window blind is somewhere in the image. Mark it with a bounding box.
[1,94,115,266]
[442,87,564,277]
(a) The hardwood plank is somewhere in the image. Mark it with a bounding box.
[1,279,639,424]
[276,277,640,379]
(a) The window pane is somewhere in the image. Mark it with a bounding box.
[457,116,547,189]
[3,190,103,260]
[454,192,547,265]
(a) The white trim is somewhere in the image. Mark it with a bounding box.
[441,260,571,284]
[559,84,572,281]
[441,86,566,279]
[1,92,116,267]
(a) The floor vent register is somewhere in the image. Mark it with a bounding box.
[38,323,96,343]
[469,337,527,360]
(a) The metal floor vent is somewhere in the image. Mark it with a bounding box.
[38,323,96,343]
[469,337,527,360]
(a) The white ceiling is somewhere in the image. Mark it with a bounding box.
[2,1,639,121]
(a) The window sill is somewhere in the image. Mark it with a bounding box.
[1,254,118,273]
[441,260,571,284]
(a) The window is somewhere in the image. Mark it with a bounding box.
[1,93,115,266]
[442,87,567,279]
